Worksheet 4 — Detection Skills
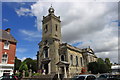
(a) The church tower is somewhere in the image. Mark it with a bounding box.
[37,6,61,74]
[42,6,61,42]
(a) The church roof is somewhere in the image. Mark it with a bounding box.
[60,43,96,56]
[0,29,17,43]
[60,43,83,53]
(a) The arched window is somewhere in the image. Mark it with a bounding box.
[76,56,78,66]
[55,24,58,31]
[4,41,10,50]
[70,55,73,65]
[44,24,48,33]
[2,53,8,64]
[43,46,49,58]
[61,55,65,61]
[80,57,83,66]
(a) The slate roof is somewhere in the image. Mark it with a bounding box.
[0,29,17,43]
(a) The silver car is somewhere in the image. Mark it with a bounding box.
[72,74,96,80]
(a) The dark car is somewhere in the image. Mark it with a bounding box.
[96,74,120,80]
[0,75,18,80]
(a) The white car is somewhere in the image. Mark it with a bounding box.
[72,74,96,80]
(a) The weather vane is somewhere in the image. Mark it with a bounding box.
[51,4,52,7]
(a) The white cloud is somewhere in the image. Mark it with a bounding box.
[16,2,118,63]
[19,29,41,41]
[3,18,8,22]
[32,56,37,60]
[15,7,33,16]
[20,57,27,61]
[16,48,27,53]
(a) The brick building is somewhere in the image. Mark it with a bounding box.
[0,28,17,77]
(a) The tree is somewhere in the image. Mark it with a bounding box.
[19,61,28,71]
[87,58,112,74]
[87,62,99,74]
[105,58,112,72]
[14,57,21,72]
[23,58,37,72]
[97,58,108,73]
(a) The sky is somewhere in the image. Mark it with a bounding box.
[1,0,119,63]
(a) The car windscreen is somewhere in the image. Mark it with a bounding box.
[77,76,85,80]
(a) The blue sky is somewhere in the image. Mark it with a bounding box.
[2,2,41,60]
[2,1,118,63]
[2,2,83,60]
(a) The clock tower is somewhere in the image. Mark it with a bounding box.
[38,6,61,74]
[42,6,61,42]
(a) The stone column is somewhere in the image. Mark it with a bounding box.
[48,62,51,74]
[64,66,67,78]
[58,66,60,79]
[29,69,32,77]
[22,70,25,78]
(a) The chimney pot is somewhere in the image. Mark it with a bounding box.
[5,28,11,33]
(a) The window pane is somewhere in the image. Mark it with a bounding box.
[76,56,78,66]
[4,41,9,49]
[2,54,8,63]
[70,55,73,65]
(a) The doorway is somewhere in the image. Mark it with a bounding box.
[44,64,49,74]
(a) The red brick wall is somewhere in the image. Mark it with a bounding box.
[0,40,2,63]
[0,40,16,64]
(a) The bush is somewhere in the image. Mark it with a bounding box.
[32,73,41,76]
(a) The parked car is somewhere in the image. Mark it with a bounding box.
[71,74,96,80]
[96,74,120,80]
[0,75,18,80]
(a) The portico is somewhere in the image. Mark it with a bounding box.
[56,61,69,79]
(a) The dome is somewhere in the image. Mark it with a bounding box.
[48,6,54,14]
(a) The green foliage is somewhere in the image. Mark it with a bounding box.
[25,71,29,77]
[15,57,37,77]
[105,58,112,72]
[23,58,37,72]
[14,72,20,76]
[14,57,21,71]
[19,61,28,71]
[97,58,108,73]
[32,73,41,76]
[88,62,99,74]
[87,58,112,74]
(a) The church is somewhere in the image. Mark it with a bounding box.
[37,6,97,78]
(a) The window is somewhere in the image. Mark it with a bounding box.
[61,55,65,61]
[44,40,48,45]
[55,24,58,31]
[80,57,83,66]
[44,24,48,33]
[76,56,78,66]
[2,53,8,64]
[78,76,85,80]
[86,76,96,80]
[70,55,73,65]
[4,41,10,50]
[43,46,49,58]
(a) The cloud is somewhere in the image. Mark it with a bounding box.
[3,18,8,22]
[20,57,27,61]
[32,56,37,60]
[15,2,118,63]
[19,29,41,41]
[16,48,27,53]
[15,7,33,16]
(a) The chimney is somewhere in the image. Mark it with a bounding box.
[5,28,11,33]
